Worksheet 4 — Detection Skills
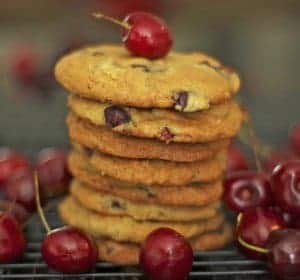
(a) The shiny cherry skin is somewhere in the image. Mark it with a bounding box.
[226,144,249,173]
[290,123,300,155]
[267,229,300,280]
[4,168,38,212]
[263,150,298,173]
[237,207,286,259]
[224,171,273,213]
[36,148,71,198]
[0,148,30,186]
[123,12,173,59]
[140,228,193,280]
[0,213,26,263]
[271,160,300,215]
[0,200,30,224]
[42,226,98,273]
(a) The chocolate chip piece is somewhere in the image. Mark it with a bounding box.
[104,106,130,128]
[111,200,124,209]
[131,64,150,72]
[173,91,188,111]
[83,147,93,157]
[160,127,174,143]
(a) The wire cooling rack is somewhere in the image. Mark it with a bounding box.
[0,201,272,280]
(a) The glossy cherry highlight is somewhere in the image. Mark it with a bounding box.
[140,227,193,280]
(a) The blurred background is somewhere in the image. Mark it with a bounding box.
[0,0,299,155]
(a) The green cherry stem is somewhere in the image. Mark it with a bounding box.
[92,12,131,30]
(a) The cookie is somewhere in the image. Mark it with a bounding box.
[97,223,233,265]
[69,95,244,143]
[70,180,221,222]
[59,196,225,243]
[55,44,240,112]
[67,113,229,162]
[68,154,223,207]
[72,146,226,186]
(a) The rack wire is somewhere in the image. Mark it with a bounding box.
[0,202,272,279]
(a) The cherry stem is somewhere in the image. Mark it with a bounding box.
[236,213,269,254]
[92,12,131,30]
[34,171,51,233]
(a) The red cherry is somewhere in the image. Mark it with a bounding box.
[224,171,273,213]
[271,160,300,215]
[0,213,26,263]
[263,150,298,173]
[0,200,30,224]
[10,47,39,85]
[140,228,193,280]
[0,148,30,186]
[123,12,173,59]
[36,148,71,198]
[267,229,300,280]
[237,207,286,259]
[290,123,300,155]
[226,144,249,173]
[42,226,98,273]
[5,168,38,212]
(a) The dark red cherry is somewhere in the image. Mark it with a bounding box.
[263,150,298,173]
[140,228,193,280]
[226,144,249,173]
[36,148,71,198]
[0,200,30,224]
[5,168,38,212]
[267,229,300,280]
[237,207,286,259]
[223,171,273,213]
[0,148,30,186]
[0,213,26,263]
[290,123,300,155]
[271,160,300,215]
[41,226,98,273]
[123,12,173,59]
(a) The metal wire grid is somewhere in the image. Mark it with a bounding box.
[0,203,272,280]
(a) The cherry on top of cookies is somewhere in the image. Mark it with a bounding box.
[93,11,173,59]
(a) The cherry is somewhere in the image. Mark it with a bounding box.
[0,148,30,186]
[290,122,300,155]
[0,200,30,224]
[140,228,193,280]
[263,150,298,173]
[33,172,98,273]
[5,168,38,212]
[93,12,173,59]
[226,144,249,173]
[0,213,26,263]
[36,148,71,198]
[267,229,300,280]
[10,47,39,86]
[271,160,300,215]
[224,171,273,213]
[236,207,286,259]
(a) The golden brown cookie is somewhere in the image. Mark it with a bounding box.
[70,180,221,222]
[97,223,233,265]
[59,196,225,243]
[72,146,226,186]
[67,113,229,162]
[55,44,240,112]
[68,153,224,207]
[68,95,244,143]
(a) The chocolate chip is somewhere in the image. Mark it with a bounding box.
[131,64,151,72]
[173,91,188,111]
[104,106,130,128]
[111,200,124,209]
[83,147,93,157]
[160,127,174,143]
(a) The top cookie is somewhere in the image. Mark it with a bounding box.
[55,44,240,112]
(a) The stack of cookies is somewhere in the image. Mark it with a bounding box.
[55,45,243,265]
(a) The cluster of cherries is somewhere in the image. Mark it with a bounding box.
[224,122,300,280]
